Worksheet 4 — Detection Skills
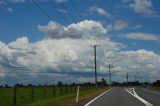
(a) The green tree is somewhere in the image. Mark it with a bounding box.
[57,81,63,87]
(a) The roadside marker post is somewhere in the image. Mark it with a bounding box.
[76,86,80,103]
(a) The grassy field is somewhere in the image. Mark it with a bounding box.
[0,86,107,106]
[28,87,107,106]
[149,87,160,93]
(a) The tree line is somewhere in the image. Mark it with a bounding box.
[0,78,108,88]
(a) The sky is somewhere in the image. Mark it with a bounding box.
[0,0,160,85]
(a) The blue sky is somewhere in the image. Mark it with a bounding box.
[0,0,160,84]
[0,0,160,52]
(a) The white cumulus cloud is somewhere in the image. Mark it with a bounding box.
[89,6,110,17]
[123,32,160,41]
[107,20,128,31]
[129,0,159,17]
[5,7,13,12]
[8,0,26,3]
[114,20,128,31]
[54,0,67,3]
[38,20,108,39]
[0,20,160,84]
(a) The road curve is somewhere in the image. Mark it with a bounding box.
[135,88,160,106]
[86,87,145,106]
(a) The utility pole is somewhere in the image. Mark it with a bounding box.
[90,45,100,85]
[108,63,114,86]
[109,64,111,85]
[135,76,137,82]
[136,77,143,83]
[126,73,129,84]
[139,77,144,85]
[136,76,144,86]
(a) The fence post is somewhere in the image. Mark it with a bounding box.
[71,86,72,93]
[83,86,85,91]
[76,86,80,103]
[81,86,83,91]
[87,85,89,90]
[65,86,68,94]
[53,85,55,97]
[75,86,76,93]
[60,86,62,95]
[43,86,46,99]
[31,85,35,102]
[13,85,17,106]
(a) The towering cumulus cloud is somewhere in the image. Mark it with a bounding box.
[0,20,160,84]
[38,20,107,39]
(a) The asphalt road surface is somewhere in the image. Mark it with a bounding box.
[135,88,160,106]
[85,87,160,106]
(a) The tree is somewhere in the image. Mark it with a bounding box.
[101,78,107,85]
[97,78,107,86]
[57,81,63,87]
[153,80,160,87]
[5,84,10,88]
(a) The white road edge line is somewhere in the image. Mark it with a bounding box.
[84,88,112,106]
[125,88,153,106]
[143,88,160,95]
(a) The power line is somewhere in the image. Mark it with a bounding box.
[57,0,96,65]
[48,0,88,51]
[53,0,100,48]
[76,0,108,82]
[32,0,73,63]
[32,0,97,73]
[70,0,94,41]
[49,4,92,70]
[48,0,90,51]
[32,0,54,21]
[70,0,87,26]
[49,0,70,25]
[70,0,107,39]
[61,1,77,23]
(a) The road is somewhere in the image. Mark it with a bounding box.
[135,88,160,106]
[84,87,160,106]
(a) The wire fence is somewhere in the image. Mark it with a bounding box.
[0,84,102,106]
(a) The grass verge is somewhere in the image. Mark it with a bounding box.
[148,87,160,93]
[28,87,108,106]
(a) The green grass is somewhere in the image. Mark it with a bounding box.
[28,87,107,106]
[0,86,107,106]
[0,88,13,106]
[149,87,160,93]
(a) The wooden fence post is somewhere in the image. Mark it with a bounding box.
[43,86,46,99]
[75,86,76,93]
[71,86,72,93]
[53,85,55,97]
[65,86,68,94]
[60,86,62,95]
[13,85,17,106]
[31,85,35,102]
